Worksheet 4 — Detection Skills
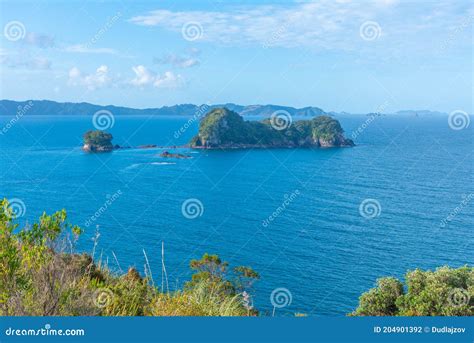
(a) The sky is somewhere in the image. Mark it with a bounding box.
[0,0,472,113]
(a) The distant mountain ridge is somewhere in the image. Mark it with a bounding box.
[394,110,448,116]
[0,99,454,117]
[0,100,326,117]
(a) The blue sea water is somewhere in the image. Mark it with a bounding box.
[0,114,472,316]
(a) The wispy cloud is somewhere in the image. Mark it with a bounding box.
[67,64,184,90]
[68,65,113,90]
[130,65,184,88]
[24,32,55,48]
[0,50,51,70]
[129,0,471,52]
[64,44,118,55]
[153,53,200,68]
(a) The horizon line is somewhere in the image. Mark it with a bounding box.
[0,98,461,116]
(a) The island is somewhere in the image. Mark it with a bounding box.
[82,131,159,152]
[189,108,354,149]
[83,130,117,152]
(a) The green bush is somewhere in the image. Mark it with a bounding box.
[352,266,473,316]
[83,130,113,148]
[0,199,258,316]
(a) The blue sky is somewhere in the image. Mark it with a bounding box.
[0,0,472,113]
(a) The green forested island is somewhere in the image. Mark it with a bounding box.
[82,108,354,153]
[83,130,115,152]
[190,108,354,149]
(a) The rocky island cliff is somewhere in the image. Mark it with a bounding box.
[189,108,354,149]
[82,131,159,152]
[83,130,116,152]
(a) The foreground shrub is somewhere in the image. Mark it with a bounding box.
[149,280,250,316]
[352,266,473,316]
[0,199,257,316]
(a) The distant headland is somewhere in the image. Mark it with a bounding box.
[1,99,325,117]
[0,99,454,117]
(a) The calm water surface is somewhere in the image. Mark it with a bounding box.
[0,114,472,315]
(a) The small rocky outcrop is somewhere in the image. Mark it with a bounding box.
[83,130,116,152]
[82,131,161,152]
[159,151,192,159]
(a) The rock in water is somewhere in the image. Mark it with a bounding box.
[159,151,192,159]
[82,130,116,152]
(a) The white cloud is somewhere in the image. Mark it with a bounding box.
[153,53,200,68]
[64,44,118,55]
[24,32,55,48]
[67,64,183,90]
[68,65,112,90]
[69,67,81,78]
[154,71,183,88]
[0,50,51,70]
[130,65,156,87]
[129,3,375,49]
[130,65,184,88]
[129,1,470,52]
[30,57,51,69]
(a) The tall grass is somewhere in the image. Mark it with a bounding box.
[0,199,257,317]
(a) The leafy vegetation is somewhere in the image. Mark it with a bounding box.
[352,266,473,316]
[0,199,258,316]
[2,198,470,317]
[83,130,114,151]
[190,108,354,148]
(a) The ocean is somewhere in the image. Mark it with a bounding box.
[0,114,472,315]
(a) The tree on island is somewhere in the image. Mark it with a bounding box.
[0,199,259,316]
[83,130,114,152]
[189,107,354,149]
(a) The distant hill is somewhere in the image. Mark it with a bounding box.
[0,99,326,117]
[394,110,448,116]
